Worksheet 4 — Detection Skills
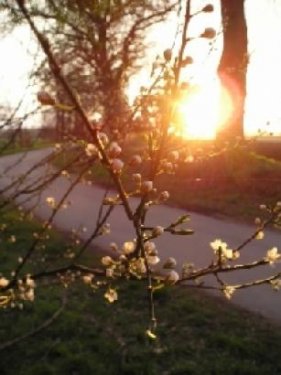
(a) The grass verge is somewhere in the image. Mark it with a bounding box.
[1,205,281,374]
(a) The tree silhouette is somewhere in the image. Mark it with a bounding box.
[217,0,248,139]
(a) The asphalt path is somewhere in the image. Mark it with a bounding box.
[1,148,281,324]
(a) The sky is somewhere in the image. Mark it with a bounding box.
[0,0,281,137]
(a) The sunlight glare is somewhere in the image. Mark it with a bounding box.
[174,78,234,139]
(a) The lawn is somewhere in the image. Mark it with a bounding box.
[1,204,281,374]
[53,136,281,222]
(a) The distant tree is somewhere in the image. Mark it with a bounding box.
[217,0,248,139]
[2,0,178,137]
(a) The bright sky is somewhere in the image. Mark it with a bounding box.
[0,0,281,137]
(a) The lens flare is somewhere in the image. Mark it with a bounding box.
[174,77,236,139]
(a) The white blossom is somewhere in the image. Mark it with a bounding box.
[104,288,118,303]
[85,143,98,157]
[0,277,9,288]
[223,285,236,300]
[101,256,114,267]
[122,241,135,255]
[265,247,281,265]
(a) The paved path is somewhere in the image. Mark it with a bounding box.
[1,149,281,324]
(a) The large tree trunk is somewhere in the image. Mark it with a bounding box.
[217,0,248,139]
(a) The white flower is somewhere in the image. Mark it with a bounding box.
[135,258,147,274]
[111,158,124,173]
[270,279,281,291]
[26,276,35,288]
[141,181,153,194]
[101,223,110,235]
[163,257,177,269]
[223,285,236,300]
[82,274,93,284]
[46,196,56,208]
[122,241,135,255]
[210,239,227,253]
[0,277,9,288]
[165,270,179,284]
[101,256,114,267]
[255,231,264,240]
[210,239,234,261]
[85,143,98,157]
[265,247,281,265]
[104,288,118,303]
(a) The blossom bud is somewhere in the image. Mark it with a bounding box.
[163,48,172,61]
[165,270,179,284]
[152,226,164,237]
[111,158,124,173]
[37,91,55,106]
[85,143,98,157]
[108,142,122,158]
[202,4,214,12]
[147,255,160,266]
[159,190,170,202]
[129,154,142,166]
[201,28,216,39]
[141,180,153,194]
[163,257,177,269]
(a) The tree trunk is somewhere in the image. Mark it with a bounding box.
[217,0,248,139]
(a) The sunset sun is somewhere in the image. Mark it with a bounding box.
[174,78,235,139]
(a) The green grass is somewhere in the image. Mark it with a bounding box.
[53,138,281,222]
[1,204,281,374]
[0,138,53,157]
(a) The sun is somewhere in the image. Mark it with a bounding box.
[173,77,234,139]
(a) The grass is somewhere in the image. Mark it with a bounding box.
[53,136,281,222]
[1,204,281,374]
[0,137,53,157]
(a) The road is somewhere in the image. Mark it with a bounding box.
[1,148,281,324]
